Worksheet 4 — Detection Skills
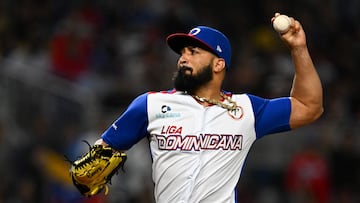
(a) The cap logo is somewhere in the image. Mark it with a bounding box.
[216,45,222,53]
[189,28,201,35]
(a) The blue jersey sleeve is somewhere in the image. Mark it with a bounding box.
[101,93,149,150]
[248,94,291,139]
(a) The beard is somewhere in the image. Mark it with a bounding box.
[173,64,213,95]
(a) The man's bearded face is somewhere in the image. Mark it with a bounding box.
[173,64,213,94]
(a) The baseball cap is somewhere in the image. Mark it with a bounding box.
[166,26,232,69]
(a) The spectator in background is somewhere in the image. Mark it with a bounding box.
[49,9,99,81]
[284,137,330,203]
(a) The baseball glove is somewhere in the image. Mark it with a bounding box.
[68,141,127,197]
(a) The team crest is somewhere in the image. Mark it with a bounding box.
[228,106,243,120]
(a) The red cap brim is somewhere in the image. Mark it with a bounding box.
[166,33,215,55]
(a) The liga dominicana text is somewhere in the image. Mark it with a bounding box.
[155,134,243,151]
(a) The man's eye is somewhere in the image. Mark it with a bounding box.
[190,48,199,55]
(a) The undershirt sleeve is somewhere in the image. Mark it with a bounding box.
[101,93,149,150]
[247,94,291,139]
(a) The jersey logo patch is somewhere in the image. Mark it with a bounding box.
[156,105,181,118]
[228,106,244,120]
[161,105,171,113]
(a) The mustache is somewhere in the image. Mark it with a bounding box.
[172,66,193,81]
[178,66,193,75]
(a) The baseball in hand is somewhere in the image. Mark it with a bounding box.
[273,14,291,33]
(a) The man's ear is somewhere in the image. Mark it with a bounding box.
[213,58,226,73]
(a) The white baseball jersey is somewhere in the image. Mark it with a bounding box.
[102,89,291,203]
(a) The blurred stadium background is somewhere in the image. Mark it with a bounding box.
[0,0,359,202]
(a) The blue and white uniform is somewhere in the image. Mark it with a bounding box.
[101,89,291,203]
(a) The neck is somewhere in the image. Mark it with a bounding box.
[190,70,225,100]
[192,83,222,101]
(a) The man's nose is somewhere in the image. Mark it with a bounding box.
[179,54,188,65]
[179,49,192,64]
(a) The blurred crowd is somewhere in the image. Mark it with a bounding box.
[0,0,359,202]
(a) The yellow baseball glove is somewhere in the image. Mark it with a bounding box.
[68,141,127,197]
